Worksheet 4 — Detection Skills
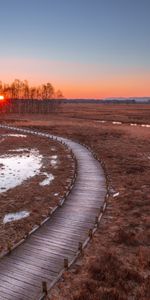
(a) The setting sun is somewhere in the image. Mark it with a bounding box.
[0,95,4,101]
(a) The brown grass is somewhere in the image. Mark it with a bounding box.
[0,103,150,299]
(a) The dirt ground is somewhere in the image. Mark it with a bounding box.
[0,103,150,299]
[0,128,74,255]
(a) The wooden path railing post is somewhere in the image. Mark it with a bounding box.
[42,281,48,295]
[64,258,69,270]
[95,216,99,228]
[78,242,83,255]
[7,243,11,253]
[89,229,93,239]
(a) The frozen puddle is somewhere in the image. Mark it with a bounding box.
[97,120,106,123]
[113,192,120,198]
[40,172,54,186]
[1,134,27,138]
[112,121,122,125]
[130,123,137,126]
[51,160,57,166]
[51,155,58,159]
[0,149,42,193]
[51,155,58,166]
[3,211,30,224]
[141,124,150,128]
[8,148,30,153]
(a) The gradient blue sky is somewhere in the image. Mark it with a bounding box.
[0,0,150,98]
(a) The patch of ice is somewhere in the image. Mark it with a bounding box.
[40,172,54,186]
[51,159,57,166]
[8,148,30,153]
[141,124,150,128]
[3,211,30,224]
[54,193,59,196]
[130,123,137,126]
[97,120,106,123]
[0,149,42,193]
[51,155,58,159]
[112,122,122,125]
[2,134,27,138]
[113,192,120,198]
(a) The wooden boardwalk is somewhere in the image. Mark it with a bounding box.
[0,126,106,300]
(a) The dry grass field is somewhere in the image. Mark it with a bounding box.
[0,103,150,299]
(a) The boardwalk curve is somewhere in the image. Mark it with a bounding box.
[0,125,106,300]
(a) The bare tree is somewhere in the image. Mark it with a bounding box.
[0,80,64,114]
[56,89,64,99]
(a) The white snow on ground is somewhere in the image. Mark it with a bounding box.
[0,149,42,193]
[96,120,150,128]
[141,124,150,128]
[97,120,106,123]
[112,121,122,125]
[8,148,30,152]
[113,192,120,198]
[51,159,57,166]
[3,211,30,224]
[51,155,58,159]
[1,134,27,138]
[40,172,54,186]
[50,155,58,167]
[54,193,59,196]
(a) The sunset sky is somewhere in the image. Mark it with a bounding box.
[0,0,150,98]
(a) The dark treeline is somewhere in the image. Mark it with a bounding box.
[0,79,64,100]
[0,99,61,114]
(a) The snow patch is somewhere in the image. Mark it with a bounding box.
[112,122,122,125]
[40,172,54,186]
[113,192,120,198]
[141,124,150,128]
[3,211,30,224]
[0,149,42,193]
[2,134,27,138]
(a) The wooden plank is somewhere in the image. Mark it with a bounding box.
[1,256,56,276]
[0,270,40,288]
[0,260,55,281]
[0,283,34,300]
[2,257,57,278]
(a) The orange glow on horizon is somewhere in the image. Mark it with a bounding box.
[0,71,150,99]
[58,77,150,99]
[0,57,150,99]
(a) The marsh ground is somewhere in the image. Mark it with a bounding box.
[0,103,150,299]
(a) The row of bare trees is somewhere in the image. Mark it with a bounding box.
[0,79,64,100]
[0,99,61,114]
